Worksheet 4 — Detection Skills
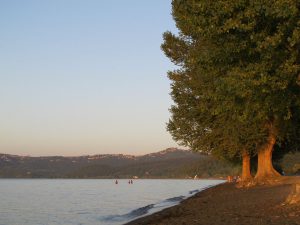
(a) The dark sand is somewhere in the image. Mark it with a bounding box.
[125,177,300,225]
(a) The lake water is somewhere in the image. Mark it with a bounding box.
[0,179,224,225]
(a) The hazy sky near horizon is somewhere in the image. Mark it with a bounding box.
[0,0,181,156]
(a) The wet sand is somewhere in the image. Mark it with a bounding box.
[125,177,300,225]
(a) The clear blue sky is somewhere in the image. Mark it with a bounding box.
[0,0,179,156]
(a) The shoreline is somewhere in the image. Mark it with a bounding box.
[125,177,300,225]
[0,178,227,181]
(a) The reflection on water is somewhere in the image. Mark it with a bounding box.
[0,179,224,225]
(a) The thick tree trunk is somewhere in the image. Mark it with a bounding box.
[255,132,281,180]
[242,152,252,181]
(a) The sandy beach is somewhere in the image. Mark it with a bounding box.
[126,177,300,225]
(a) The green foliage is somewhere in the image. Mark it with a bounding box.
[281,152,300,174]
[162,0,300,159]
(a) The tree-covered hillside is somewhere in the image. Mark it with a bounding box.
[1,148,298,178]
[0,148,239,178]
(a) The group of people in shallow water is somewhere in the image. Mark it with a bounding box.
[115,179,133,184]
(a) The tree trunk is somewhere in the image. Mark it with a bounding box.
[242,152,252,181]
[255,132,281,180]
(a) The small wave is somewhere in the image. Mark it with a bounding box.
[102,194,188,223]
[101,204,155,222]
[164,195,185,202]
[189,189,199,194]
[101,187,212,223]
[124,204,155,218]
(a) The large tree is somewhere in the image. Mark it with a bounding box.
[162,0,300,180]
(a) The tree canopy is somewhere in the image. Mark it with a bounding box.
[162,0,300,175]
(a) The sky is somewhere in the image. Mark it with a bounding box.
[0,0,180,156]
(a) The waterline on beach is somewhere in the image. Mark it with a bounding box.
[0,179,224,225]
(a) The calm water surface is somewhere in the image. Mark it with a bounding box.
[0,179,224,225]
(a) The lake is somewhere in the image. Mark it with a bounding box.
[0,179,224,225]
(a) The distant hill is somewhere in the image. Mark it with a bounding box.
[0,148,239,178]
